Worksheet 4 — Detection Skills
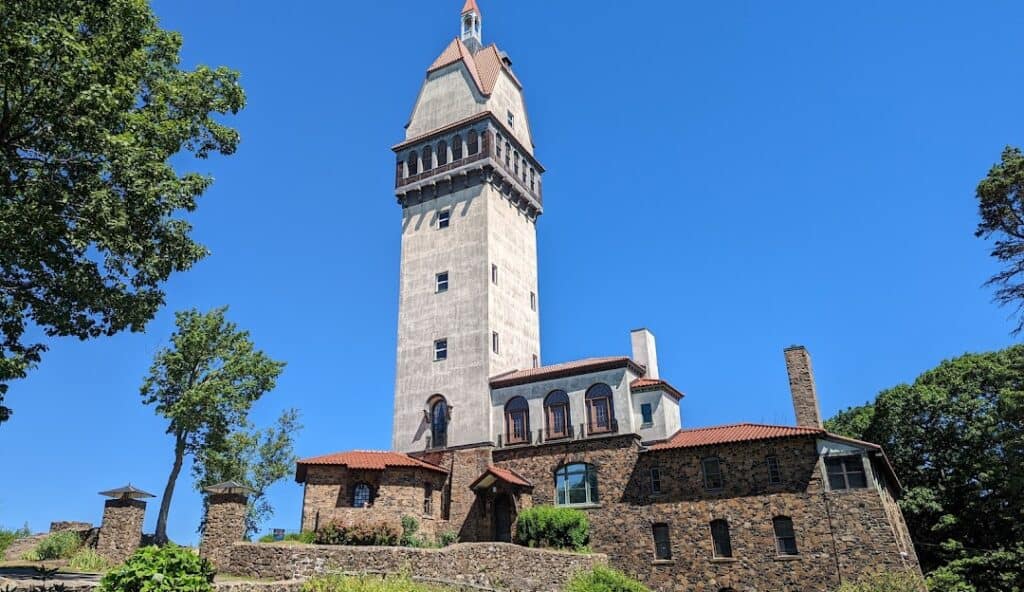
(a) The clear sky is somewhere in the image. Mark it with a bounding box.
[1,1,1022,545]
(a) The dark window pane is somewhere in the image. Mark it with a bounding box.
[828,474,848,490]
[711,521,732,558]
[653,524,672,560]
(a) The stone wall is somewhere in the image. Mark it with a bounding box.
[201,493,249,571]
[226,541,605,592]
[95,499,145,564]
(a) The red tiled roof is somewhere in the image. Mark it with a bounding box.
[427,40,518,96]
[462,0,481,16]
[429,38,485,92]
[490,356,646,388]
[469,465,533,490]
[630,378,684,401]
[295,450,448,483]
[647,423,824,451]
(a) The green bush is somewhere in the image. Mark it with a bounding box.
[314,520,400,546]
[33,530,82,560]
[514,506,589,551]
[836,572,924,592]
[436,530,458,547]
[68,548,112,572]
[302,574,454,592]
[258,531,316,544]
[99,544,214,592]
[0,524,31,555]
[565,566,652,592]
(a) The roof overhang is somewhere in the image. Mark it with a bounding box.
[469,466,533,491]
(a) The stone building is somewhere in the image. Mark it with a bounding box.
[296,2,922,590]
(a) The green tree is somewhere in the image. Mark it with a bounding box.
[825,346,1024,592]
[141,307,285,544]
[0,0,245,424]
[194,408,301,538]
[976,146,1024,333]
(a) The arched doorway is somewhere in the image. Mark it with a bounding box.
[493,493,513,542]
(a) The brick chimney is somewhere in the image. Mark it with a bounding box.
[783,345,822,429]
[630,328,659,379]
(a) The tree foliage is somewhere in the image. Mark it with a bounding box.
[825,346,1024,592]
[194,408,300,538]
[0,0,246,424]
[141,307,285,544]
[976,146,1024,333]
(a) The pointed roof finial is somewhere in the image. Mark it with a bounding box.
[460,0,483,53]
[462,0,481,17]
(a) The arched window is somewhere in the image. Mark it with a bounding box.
[436,140,448,166]
[544,390,570,439]
[452,135,463,160]
[710,520,732,558]
[421,145,433,171]
[555,463,599,506]
[352,483,373,508]
[505,396,530,444]
[467,130,479,155]
[773,516,798,556]
[585,383,615,434]
[407,151,418,176]
[429,396,448,449]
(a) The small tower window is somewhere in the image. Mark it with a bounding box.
[452,135,463,160]
[429,396,448,449]
[436,272,449,293]
[407,151,419,176]
[491,263,498,284]
[438,210,450,229]
[640,403,653,426]
[504,142,511,165]
[434,339,448,361]
[507,110,515,128]
[530,291,536,311]
[492,331,500,354]
[467,130,479,155]
[421,145,433,171]
[437,140,448,166]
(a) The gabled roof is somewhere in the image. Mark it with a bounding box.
[469,465,533,490]
[490,356,646,389]
[295,450,448,483]
[427,39,520,96]
[647,423,825,451]
[462,0,481,16]
[630,378,685,401]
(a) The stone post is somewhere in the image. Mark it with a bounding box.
[95,498,146,564]
[200,492,249,572]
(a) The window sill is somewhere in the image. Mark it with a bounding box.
[640,423,653,429]
[651,559,676,566]
[774,555,802,562]
[709,557,737,564]
[558,503,602,510]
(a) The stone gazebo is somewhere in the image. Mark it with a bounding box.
[95,484,154,564]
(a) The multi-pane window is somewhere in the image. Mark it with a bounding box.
[491,263,498,284]
[545,390,570,439]
[353,483,373,508]
[438,210,450,229]
[423,483,434,515]
[702,457,724,490]
[530,291,537,311]
[433,339,447,361]
[650,467,662,494]
[640,403,654,426]
[507,110,515,128]
[710,520,732,558]
[826,455,868,490]
[767,455,782,485]
[436,272,449,293]
[555,463,599,506]
[585,383,614,434]
[773,517,798,555]
[492,331,500,354]
[505,396,530,444]
[652,523,672,560]
[452,135,463,160]
[430,397,448,448]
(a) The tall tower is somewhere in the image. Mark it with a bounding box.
[391,1,544,452]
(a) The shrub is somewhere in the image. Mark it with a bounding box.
[436,530,458,547]
[314,520,400,546]
[302,574,454,592]
[400,516,430,548]
[565,566,652,592]
[514,506,589,551]
[259,531,316,544]
[68,548,112,572]
[99,544,214,592]
[0,523,31,555]
[33,530,81,560]
[837,571,925,592]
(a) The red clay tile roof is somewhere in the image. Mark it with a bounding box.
[630,378,684,401]
[462,0,481,16]
[490,356,646,388]
[295,450,447,483]
[427,39,518,96]
[469,465,533,490]
[647,423,824,451]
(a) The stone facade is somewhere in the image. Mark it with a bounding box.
[95,498,145,564]
[225,541,605,592]
[784,346,823,429]
[201,493,250,571]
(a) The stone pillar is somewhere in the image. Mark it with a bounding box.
[95,499,146,564]
[200,493,248,572]
[784,345,823,429]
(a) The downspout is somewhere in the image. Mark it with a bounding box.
[823,486,843,587]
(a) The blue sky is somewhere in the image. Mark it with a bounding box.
[1,1,1022,545]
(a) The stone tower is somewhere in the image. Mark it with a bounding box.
[392,0,543,452]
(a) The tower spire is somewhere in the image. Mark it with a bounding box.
[460,0,482,53]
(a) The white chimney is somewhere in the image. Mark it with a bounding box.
[630,328,659,379]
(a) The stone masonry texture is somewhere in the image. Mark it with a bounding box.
[784,346,823,429]
[95,498,145,564]
[201,493,249,571]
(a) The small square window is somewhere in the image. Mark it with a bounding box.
[492,331,500,354]
[434,339,448,361]
[640,403,654,426]
[767,455,782,485]
[507,110,515,128]
[650,467,662,494]
[826,455,868,490]
[438,210,451,229]
[702,457,724,490]
[530,291,537,311]
[491,264,498,285]
[436,272,449,293]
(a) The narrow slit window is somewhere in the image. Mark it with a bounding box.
[434,339,448,361]
[767,456,782,485]
[640,403,653,426]
[492,331,500,354]
[491,263,498,284]
[650,467,662,494]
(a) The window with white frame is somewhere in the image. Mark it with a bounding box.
[555,463,599,506]
[825,455,868,490]
[433,339,447,361]
[438,210,450,229]
[436,272,449,293]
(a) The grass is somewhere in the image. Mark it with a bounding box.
[22,531,81,561]
[302,574,458,592]
[0,524,31,555]
[66,548,110,572]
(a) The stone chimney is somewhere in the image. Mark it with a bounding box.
[200,482,253,572]
[783,345,823,429]
[630,328,659,379]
